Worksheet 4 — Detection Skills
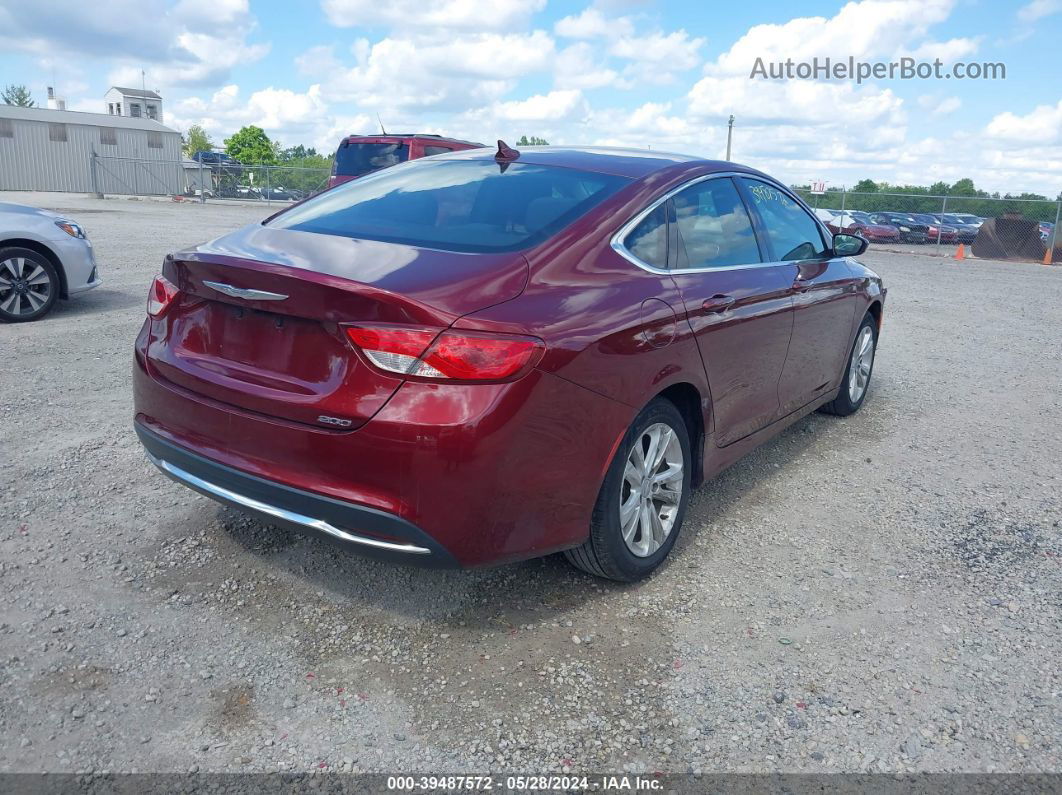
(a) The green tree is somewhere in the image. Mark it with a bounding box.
[852,179,877,193]
[516,135,549,146]
[2,84,35,107]
[950,178,979,197]
[183,124,214,158]
[279,144,320,161]
[929,181,950,196]
[224,125,277,164]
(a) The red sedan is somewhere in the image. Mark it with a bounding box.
[134,145,885,580]
[827,212,901,243]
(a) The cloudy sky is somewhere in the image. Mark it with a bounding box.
[1,0,1059,194]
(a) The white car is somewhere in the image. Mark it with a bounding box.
[0,202,101,322]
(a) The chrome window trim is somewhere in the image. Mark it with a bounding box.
[610,171,833,274]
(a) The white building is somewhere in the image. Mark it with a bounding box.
[0,104,183,195]
[105,86,163,124]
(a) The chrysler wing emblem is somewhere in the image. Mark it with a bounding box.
[203,280,288,301]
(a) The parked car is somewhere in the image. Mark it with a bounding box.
[327,133,485,188]
[261,187,297,201]
[951,213,984,228]
[134,145,885,580]
[191,150,237,168]
[868,212,929,243]
[1,202,101,322]
[826,211,901,243]
[911,213,958,243]
[932,214,979,243]
[1040,222,1055,242]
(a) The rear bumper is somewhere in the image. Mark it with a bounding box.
[133,324,632,568]
[136,423,460,567]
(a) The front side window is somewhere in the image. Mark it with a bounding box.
[334,142,410,177]
[268,159,630,253]
[740,178,826,261]
[623,204,667,269]
[671,178,761,269]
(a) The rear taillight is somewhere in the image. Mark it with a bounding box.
[346,325,544,382]
[146,275,179,317]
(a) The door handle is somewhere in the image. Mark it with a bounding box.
[702,294,736,313]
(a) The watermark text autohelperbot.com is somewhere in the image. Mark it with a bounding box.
[750,56,1005,83]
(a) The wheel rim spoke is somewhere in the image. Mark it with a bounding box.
[1,290,22,314]
[25,266,50,287]
[2,258,23,280]
[620,493,640,542]
[639,501,656,554]
[24,290,45,310]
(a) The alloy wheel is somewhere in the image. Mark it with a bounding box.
[848,325,875,403]
[0,257,53,318]
[620,422,685,557]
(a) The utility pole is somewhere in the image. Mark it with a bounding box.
[725,115,735,161]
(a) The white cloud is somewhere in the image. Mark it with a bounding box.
[321,0,545,30]
[902,36,981,62]
[0,0,267,88]
[609,30,704,68]
[1017,0,1061,23]
[307,31,556,113]
[554,44,620,90]
[985,100,1062,145]
[918,94,963,115]
[711,0,958,75]
[493,90,586,122]
[554,7,633,39]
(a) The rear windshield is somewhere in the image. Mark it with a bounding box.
[268,159,631,253]
[334,142,409,177]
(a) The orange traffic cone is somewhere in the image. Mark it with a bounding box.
[1044,247,1054,266]
[955,243,965,261]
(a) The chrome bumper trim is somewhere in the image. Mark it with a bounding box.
[145,451,432,555]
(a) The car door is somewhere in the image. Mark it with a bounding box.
[661,176,795,447]
[736,177,861,416]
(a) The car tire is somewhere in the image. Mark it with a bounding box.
[0,247,60,323]
[820,312,877,417]
[564,397,692,581]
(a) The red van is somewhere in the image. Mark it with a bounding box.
[327,134,484,188]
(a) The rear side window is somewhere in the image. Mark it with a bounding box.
[423,145,453,156]
[334,142,409,177]
[268,159,630,253]
[671,178,761,269]
[739,178,826,261]
[624,204,667,269]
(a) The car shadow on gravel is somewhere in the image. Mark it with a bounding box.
[210,508,601,625]
[49,288,139,318]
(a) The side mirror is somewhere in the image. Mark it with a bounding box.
[833,232,868,257]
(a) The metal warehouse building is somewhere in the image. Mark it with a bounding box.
[0,105,183,195]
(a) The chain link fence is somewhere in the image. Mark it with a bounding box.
[83,155,1060,263]
[794,188,1061,264]
[91,154,331,205]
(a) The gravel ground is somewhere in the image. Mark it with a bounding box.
[1,191,1059,775]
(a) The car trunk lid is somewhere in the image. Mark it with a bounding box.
[145,223,527,429]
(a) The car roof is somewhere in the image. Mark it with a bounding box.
[341,133,484,147]
[437,145,757,179]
